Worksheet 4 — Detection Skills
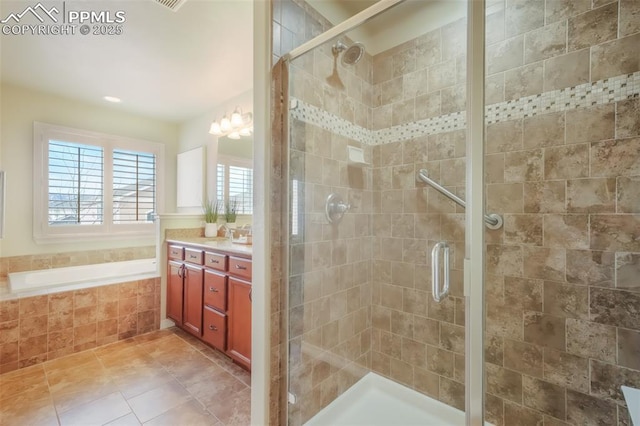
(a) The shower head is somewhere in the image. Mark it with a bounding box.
[331,40,365,66]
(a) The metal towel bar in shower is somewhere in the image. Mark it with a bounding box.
[431,241,450,302]
[417,169,503,230]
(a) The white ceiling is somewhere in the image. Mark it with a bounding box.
[306,0,466,55]
[0,0,254,123]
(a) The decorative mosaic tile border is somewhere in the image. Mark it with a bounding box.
[485,71,640,125]
[290,99,374,144]
[290,71,640,145]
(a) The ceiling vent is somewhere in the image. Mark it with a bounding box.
[153,0,187,12]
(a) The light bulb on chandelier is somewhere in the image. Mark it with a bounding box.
[209,106,253,138]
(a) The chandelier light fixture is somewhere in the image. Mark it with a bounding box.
[209,106,253,139]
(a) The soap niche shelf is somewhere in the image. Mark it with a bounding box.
[347,146,370,167]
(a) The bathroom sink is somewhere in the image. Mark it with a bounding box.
[202,239,229,246]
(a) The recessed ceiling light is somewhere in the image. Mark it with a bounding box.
[104,96,121,103]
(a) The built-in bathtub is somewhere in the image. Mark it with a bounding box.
[7,258,159,295]
[0,258,161,372]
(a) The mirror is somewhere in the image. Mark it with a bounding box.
[218,136,253,160]
[216,135,253,216]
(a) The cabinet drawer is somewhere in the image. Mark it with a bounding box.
[204,269,227,311]
[185,248,204,265]
[202,306,226,351]
[229,257,252,280]
[205,252,227,272]
[168,245,184,261]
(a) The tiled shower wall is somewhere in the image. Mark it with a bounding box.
[279,2,377,422]
[368,17,470,411]
[272,2,345,424]
[287,119,374,424]
[482,1,640,424]
[273,0,640,425]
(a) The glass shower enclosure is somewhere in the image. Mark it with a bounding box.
[282,0,486,424]
[277,0,640,424]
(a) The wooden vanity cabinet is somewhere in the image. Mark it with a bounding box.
[202,306,226,350]
[167,245,204,338]
[166,242,251,370]
[182,263,203,337]
[166,244,185,325]
[205,251,227,272]
[202,269,227,352]
[166,260,184,325]
[204,269,227,311]
[227,275,252,370]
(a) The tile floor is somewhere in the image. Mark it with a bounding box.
[0,328,251,425]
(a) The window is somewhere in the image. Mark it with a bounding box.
[34,122,164,242]
[216,156,253,215]
[112,149,156,224]
[48,141,104,225]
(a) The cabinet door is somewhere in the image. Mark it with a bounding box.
[205,252,227,272]
[204,269,227,311]
[167,261,184,325]
[227,277,251,370]
[202,306,226,351]
[168,245,184,261]
[229,257,252,280]
[183,264,204,337]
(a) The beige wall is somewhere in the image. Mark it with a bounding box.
[0,83,180,257]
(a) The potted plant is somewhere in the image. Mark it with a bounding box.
[224,198,238,227]
[203,199,219,237]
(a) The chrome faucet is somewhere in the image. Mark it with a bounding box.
[220,224,232,239]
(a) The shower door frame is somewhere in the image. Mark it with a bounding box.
[281,0,487,424]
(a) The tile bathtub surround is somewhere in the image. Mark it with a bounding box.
[0,246,156,278]
[0,277,160,374]
[0,328,250,426]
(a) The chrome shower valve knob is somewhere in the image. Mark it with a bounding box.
[325,193,350,224]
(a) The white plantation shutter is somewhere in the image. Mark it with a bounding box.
[217,159,253,215]
[112,149,156,223]
[34,122,164,242]
[228,165,253,214]
[217,164,225,206]
[48,141,103,225]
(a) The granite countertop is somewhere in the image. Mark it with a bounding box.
[166,237,252,258]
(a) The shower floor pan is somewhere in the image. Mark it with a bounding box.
[305,372,492,426]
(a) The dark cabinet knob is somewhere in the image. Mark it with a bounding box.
[209,325,218,331]
[209,287,218,293]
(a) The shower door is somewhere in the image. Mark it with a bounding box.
[280,0,486,424]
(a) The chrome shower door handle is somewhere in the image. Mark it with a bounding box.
[431,241,450,302]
